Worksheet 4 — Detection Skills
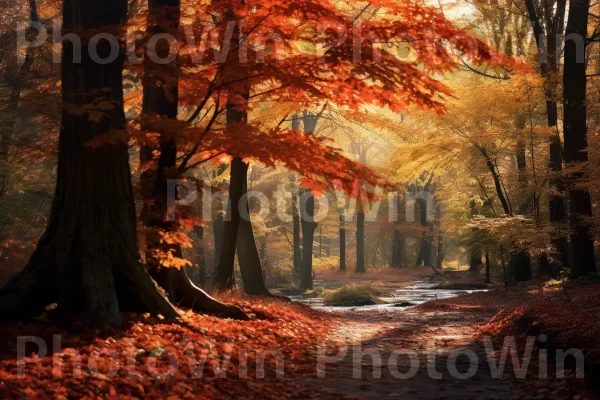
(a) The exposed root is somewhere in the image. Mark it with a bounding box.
[152,267,249,320]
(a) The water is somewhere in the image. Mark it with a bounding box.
[289,281,487,312]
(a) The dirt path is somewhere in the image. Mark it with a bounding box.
[301,306,525,399]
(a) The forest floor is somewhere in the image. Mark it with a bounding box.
[0,269,598,399]
[301,268,599,399]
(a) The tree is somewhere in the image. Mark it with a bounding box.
[339,206,346,271]
[0,0,180,327]
[140,0,246,318]
[524,0,568,274]
[562,0,596,277]
[298,112,320,289]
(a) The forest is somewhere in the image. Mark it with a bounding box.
[0,0,599,398]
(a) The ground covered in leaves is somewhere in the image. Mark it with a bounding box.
[416,278,600,399]
[0,297,333,399]
[0,273,598,399]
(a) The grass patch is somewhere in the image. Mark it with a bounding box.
[323,284,384,306]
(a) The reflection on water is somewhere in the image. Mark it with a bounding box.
[289,281,487,312]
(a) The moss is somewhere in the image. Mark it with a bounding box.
[323,284,383,307]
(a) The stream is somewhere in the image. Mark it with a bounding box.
[289,280,487,312]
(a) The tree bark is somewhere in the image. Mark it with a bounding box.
[339,207,346,271]
[300,189,317,288]
[356,207,366,272]
[214,157,247,290]
[237,175,271,295]
[0,0,179,327]
[512,135,532,281]
[355,147,368,273]
[415,197,432,267]
[435,201,445,270]
[468,200,482,270]
[563,0,596,277]
[291,176,302,273]
[391,192,405,268]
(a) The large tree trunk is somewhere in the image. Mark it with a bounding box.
[0,0,179,327]
[140,0,246,319]
[563,0,596,277]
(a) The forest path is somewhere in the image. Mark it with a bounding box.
[298,291,524,399]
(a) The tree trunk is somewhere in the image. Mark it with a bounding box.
[480,148,531,280]
[512,136,533,281]
[527,0,569,272]
[563,0,596,277]
[211,164,228,269]
[297,111,320,287]
[0,0,179,327]
[391,229,401,268]
[214,157,247,290]
[415,198,432,267]
[435,202,444,270]
[0,0,38,204]
[356,207,366,273]
[545,0,569,272]
[237,176,271,295]
[469,247,483,271]
[391,192,405,268]
[300,189,317,289]
[291,177,302,273]
[317,226,322,258]
[140,0,246,319]
[339,207,346,271]
[192,225,205,285]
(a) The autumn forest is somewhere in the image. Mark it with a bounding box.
[0,0,599,398]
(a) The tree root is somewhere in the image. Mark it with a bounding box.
[152,267,249,320]
[429,264,445,276]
